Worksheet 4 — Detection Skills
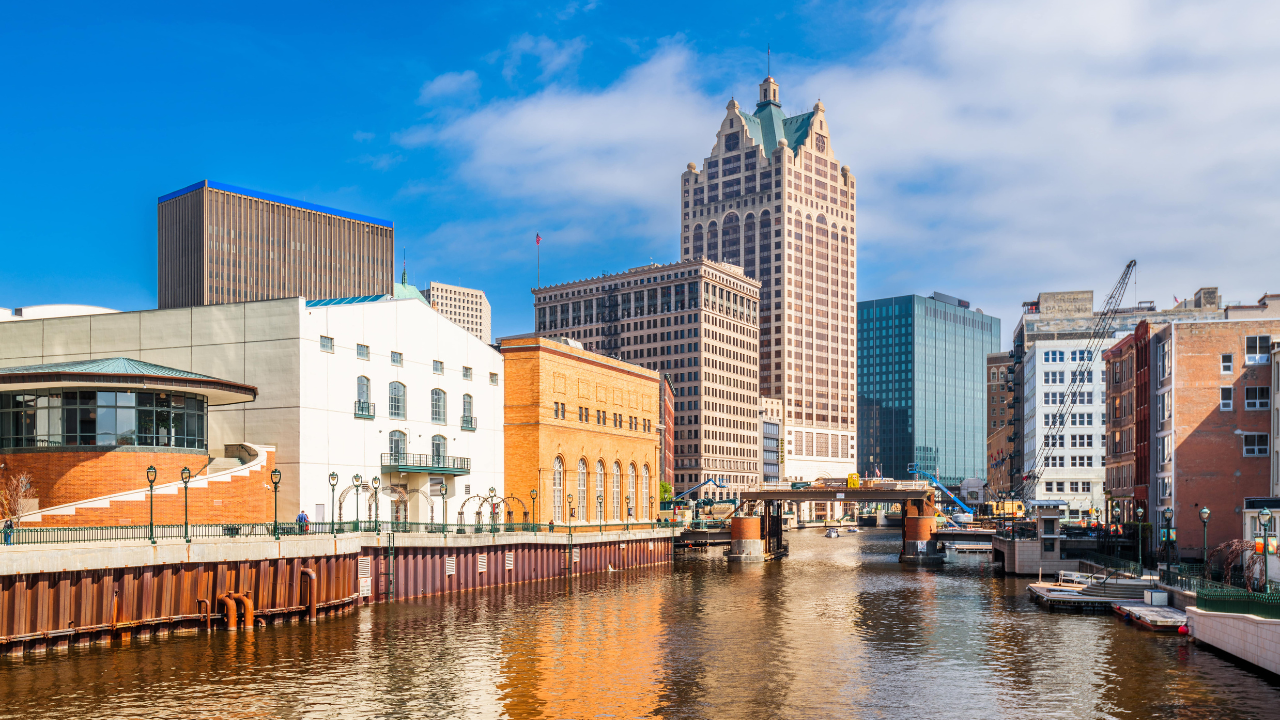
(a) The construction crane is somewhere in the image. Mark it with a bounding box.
[1011,260,1137,502]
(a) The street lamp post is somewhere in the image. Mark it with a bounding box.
[1261,507,1273,592]
[650,496,656,527]
[1163,506,1174,567]
[329,472,339,536]
[530,488,538,529]
[371,476,381,534]
[1113,501,1123,558]
[181,467,191,543]
[567,493,574,538]
[440,483,448,531]
[597,494,604,534]
[1136,505,1145,574]
[272,468,282,540]
[626,494,633,530]
[147,465,157,545]
[1200,506,1211,568]
[352,474,362,531]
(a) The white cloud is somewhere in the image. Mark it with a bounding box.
[417,70,480,104]
[500,34,589,82]
[353,131,375,142]
[356,153,405,171]
[395,2,1280,337]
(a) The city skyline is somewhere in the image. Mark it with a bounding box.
[4,2,1280,347]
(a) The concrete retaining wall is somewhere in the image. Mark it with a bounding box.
[1187,606,1280,675]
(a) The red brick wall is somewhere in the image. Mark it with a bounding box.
[1,450,209,509]
[1173,321,1280,556]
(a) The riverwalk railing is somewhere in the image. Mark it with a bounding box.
[0,520,686,547]
[1196,589,1280,619]
[1080,551,1144,578]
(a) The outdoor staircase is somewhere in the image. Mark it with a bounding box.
[1079,580,1154,600]
[18,445,273,528]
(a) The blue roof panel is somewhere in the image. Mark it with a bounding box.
[158,180,394,228]
[305,295,389,308]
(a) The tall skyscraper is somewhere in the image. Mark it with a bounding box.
[424,282,492,344]
[681,76,858,484]
[856,293,1000,485]
[157,180,395,309]
[531,259,764,500]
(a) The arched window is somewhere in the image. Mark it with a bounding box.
[816,214,827,224]
[641,465,650,520]
[357,376,370,403]
[462,393,473,420]
[552,456,564,523]
[611,462,622,520]
[430,388,446,424]
[431,434,446,459]
[577,458,587,520]
[627,464,637,518]
[595,460,605,520]
[389,382,406,419]
[389,430,406,459]
[707,221,719,254]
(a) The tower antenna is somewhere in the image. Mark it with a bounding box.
[768,44,771,76]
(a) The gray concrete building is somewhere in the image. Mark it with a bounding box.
[423,281,492,344]
[157,180,395,309]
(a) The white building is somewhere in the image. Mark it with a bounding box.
[0,290,504,524]
[1021,338,1115,522]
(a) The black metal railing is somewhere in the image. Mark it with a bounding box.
[461,415,477,431]
[380,453,471,471]
[354,400,375,418]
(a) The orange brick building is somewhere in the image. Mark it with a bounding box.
[500,337,660,525]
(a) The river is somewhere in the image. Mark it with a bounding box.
[0,528,1275,719]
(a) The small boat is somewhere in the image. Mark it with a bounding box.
[846,527,860,533]
[824,528,840,538]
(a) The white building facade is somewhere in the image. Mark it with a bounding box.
[0,293,504,524]
[1021,338,1115,522]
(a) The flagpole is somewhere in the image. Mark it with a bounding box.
[537,242,540,287]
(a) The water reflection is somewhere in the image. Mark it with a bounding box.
[0,529,1276,719]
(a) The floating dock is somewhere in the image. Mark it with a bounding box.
[1112,601,1187,631]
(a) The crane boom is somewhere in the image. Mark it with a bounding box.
[1011,260,1136,501]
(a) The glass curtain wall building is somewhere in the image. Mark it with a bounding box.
[856,293,1000,484]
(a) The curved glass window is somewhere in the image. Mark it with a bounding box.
[462,393,473,419]
[552,456,564,523]
[357,376,371,403]
[389,382,406,419]
[0,389,207,449]
[577,458,587,517]
[595,460,605,520]
[430,388,446,424]
[431,434,446,458]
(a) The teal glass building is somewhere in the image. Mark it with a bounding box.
[856,293,1000,485]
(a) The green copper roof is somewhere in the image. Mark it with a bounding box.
[782,111,814,154]
[0,357,220,380]
[751,100,786,154]
[393,282,428,302]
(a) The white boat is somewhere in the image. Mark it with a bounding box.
[824,528,840,538]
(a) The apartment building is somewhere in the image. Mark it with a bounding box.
[531,260,762,500]
[1147,320,1280,560]
[761,397,782,485]
[987,351,1016,494]
[157,180,394,308]
[1103,320,1152,524]
[1006,287,1226,498]
[424,281,492,344]
[680,75,858,486]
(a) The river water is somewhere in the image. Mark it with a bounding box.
[0,529,1276,719]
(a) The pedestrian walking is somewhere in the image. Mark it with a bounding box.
[296,510,309,534]
[2,518,11,545]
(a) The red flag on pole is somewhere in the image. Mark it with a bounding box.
[536,233,542,245]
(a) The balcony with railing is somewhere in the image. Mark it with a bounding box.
[461,415,477,432]
[354,400,375,419]
[380,453,471,475]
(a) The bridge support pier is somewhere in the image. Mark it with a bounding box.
[899,493,946,565]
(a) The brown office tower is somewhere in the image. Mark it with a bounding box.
[157,180,395,308]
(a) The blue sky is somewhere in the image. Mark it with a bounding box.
[4,1,1279,346]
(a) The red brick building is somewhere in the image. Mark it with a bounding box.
[1105,321,1152,523]
[1152,320,1279,560]
[986,352,1016,495]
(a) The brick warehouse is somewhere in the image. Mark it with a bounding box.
[1142,319,1280,560]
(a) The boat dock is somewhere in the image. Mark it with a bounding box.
[1111,601,1188,632]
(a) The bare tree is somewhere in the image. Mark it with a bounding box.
[0,472,34,527]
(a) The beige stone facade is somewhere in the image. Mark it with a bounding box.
[424,281,492,344]
[499,337,660,525]
[157,181,394,309]
[531,260,762,500]
[681,76,857,484]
